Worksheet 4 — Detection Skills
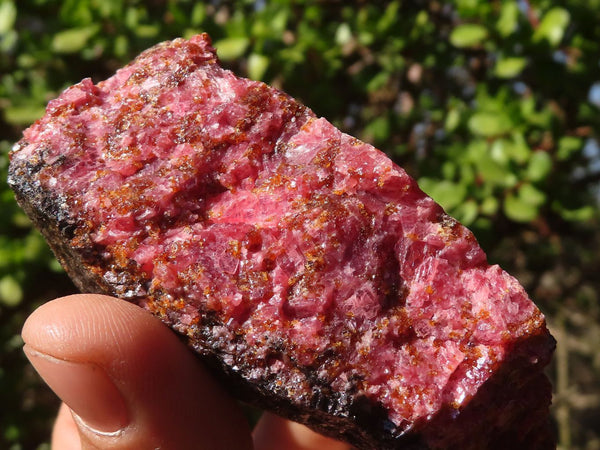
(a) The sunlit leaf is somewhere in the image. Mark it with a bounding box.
[520,97,553,127]
[490,139,510,164]
[51,25,100,54]
[480,196,499,216]
[445,109,461,132]
[476,154,514,186]
[504,194,538,222]
[533,7,570,47]
[418,178,467,211]
[497,2,519,37]
[519,183,546,207]
[214,37,249,61]
[270,9,289,36]
[191,3,205,26]
[335,23,352,46]
[247,53,269,81]
[557,136,582,161]
[0,28,16,51]
[506,133,531,164]
[377,1,400,33]
[468,112,512,137]
[0,0,17,35]
[450,24,488,48]
[4,105,47,126]
[135,24,159,38]
[554,203,596,222]
[358,31,374,46]
[455,199,478,225]
[114,34,128,58]
[364,116,390,143]
[504,183,546,222]
[526,151,553,182]
[495,57,527,79]
[415,10,429,28]
[0,275,23,307]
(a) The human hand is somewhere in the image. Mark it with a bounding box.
[22,294,351,450]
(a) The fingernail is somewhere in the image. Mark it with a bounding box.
[23,345,129,434]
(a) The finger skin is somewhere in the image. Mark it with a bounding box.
[23,294,253,450]
[254,412,351,450]
[26,294,352,450]
[52,403,81,450]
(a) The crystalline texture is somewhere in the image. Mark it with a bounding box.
[8,34,555,449]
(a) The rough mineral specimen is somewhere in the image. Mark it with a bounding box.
[8,34,555,449]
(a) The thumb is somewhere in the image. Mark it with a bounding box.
[22,294,253,450]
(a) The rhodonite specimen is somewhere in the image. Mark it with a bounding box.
[8,34,555,449]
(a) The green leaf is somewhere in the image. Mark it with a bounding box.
[51,25,100,54]
[23,232,49,262]
[455,199,478,225]
[504,194,538,223]
[214,37,249,61]
[490,139,511,164]
[135,24,159,38]
[0,28,16,52]
[367,72,389,93]
[335,23,352,46]
[59,0,94,25]
[4,105,47,126]
[364,116,390,143]
[519,183,546,207]
[445,109,461,132]
[358,31,374,46]
[4,424,19,442]
[480,196,499,216]
[0,275,23,307]
[247,53,269,81]
[183,28,202,40]
[11,211,30,228]
[456,0,479,13]
[114,34,128,58]
[468,112,512,137]
[442,161,457,180]
[526,151,553,182]
[506,133,531,164]
[557,136,582,161]
[554,203,596,222]
[0,0,17,35]
[503,182,547,223]
[415,10,429,28]
[495,57,527,79]
[519,96,556,128]
[497,2,519,37]
[191,3,205,26]
[476,154,514,186]
[270,10,289,36]
[533,8,570,47]
[251,17,272,41]
[450,24,488,48]
[418,178,467,211]
[377,1,400,33]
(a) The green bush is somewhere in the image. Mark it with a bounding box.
[1,1,599,448]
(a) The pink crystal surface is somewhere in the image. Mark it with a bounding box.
[12,34,550,432]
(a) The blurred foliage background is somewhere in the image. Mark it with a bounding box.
[1,0,599,448]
